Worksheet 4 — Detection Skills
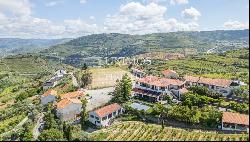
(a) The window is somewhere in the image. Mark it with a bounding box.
[102,116,107,121]
[90,115,94,118]
[96,121,100,123]
[108,113,112,118]
[113,111,117,116]
[118,109,121,114]
[95,116,99,120]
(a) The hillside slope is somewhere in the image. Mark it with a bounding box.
[42,29,249,58]
[0,38,71,57]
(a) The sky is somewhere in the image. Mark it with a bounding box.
[0,0,249,39]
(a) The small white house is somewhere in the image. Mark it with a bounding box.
[221,112,249,132]
[41,90,57,105]
[55,70,67,78]
[88,103,124,127]
[56,98,82,121]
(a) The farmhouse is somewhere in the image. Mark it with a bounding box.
[43,76,61,90]
[56,98,82,121]
[184,75,241,96]
[221,112,249,132]
[59,90,84,100]
[41,90,57,105]
[162,69,178,79]
[88,103,124,126]
[55,69,67,78]
[133,76,186,102]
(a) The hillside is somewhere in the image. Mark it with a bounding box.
[0,38,71,57]
[42,30,249,59]
[91,121,249,141]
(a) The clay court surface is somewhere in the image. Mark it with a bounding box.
[88,67,134,89]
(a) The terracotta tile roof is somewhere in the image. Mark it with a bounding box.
[56,98,81,109]
[137,76,184,87]
[184,75,233,88]
[42,90,57,97]
[59,90,84,99]
[222,112,249,126]
[94,103,122,118]
[162,69,177,76]
[179,88,189,94]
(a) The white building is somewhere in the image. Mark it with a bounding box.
[221,112,249,132]
[55,70,67,78]
[184,75,241,96]
[56,98,82,121]
[133,76,187,102]
[41,90,57,105]
[88,103,124,127]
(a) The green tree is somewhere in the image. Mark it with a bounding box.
[80,98,88,130]
[38,128,65,141]
[80,70,92,88]
[112,74,132,103]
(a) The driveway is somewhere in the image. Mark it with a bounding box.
[85,87,114,111]
[33,113,44,140]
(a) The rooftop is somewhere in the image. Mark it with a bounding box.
[59,90,84,99]
[222,112,249,126]
[132,88,163,96]
[137,76,184,87]
[184,75,233,88]
[56,98,81,109]
[162,69,177,76]
[42,89,57,97]
[94,103,122,118]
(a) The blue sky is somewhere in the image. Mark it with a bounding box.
[0,0,249,38]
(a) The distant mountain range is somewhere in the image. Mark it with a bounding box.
[42,29,249,59]
[0,38,71,57]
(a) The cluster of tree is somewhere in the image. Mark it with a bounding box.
[15,87,41,102]
[231,88,249,100]
[167,105,222,127]
[188,86,222,99]
[181,92,222,108]
[79,64,92,88]
[111,74,132,104]
[229,101,249,114]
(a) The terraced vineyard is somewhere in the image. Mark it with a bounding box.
[91,121,249,141]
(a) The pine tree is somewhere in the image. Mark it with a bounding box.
[80,98,88,130]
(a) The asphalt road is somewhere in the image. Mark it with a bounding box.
[85,87,114,111]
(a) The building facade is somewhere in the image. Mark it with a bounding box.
[88,103,124,127]
[41,90,57,105]
[56,98,82,121]
[221,112,249,132]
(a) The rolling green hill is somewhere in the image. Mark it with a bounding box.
[42,29,249,59]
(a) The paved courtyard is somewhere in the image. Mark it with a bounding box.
[85,87,114,111]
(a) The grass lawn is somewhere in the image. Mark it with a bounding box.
[88,67,134,89]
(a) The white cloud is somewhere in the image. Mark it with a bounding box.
[80,0,87,4]
[223,20,249,30]
[170,0,188,5]
[182,7,201,21]
[45,1,64,7]
[104,2,199,34]
[0,0,32,17]
[89,16,95,20]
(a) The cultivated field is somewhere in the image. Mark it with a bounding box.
[89,67,134,89]
[91,121,249,141]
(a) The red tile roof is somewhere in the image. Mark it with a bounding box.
[162,69,177,76]
[94,103,122,118]
[137,76,184,87]
[43,90,57,97]
[56,98,81,109]
[59,90,84,99]
[222,112,249,126]
[184,75,233,88]
[179,88,189,94]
